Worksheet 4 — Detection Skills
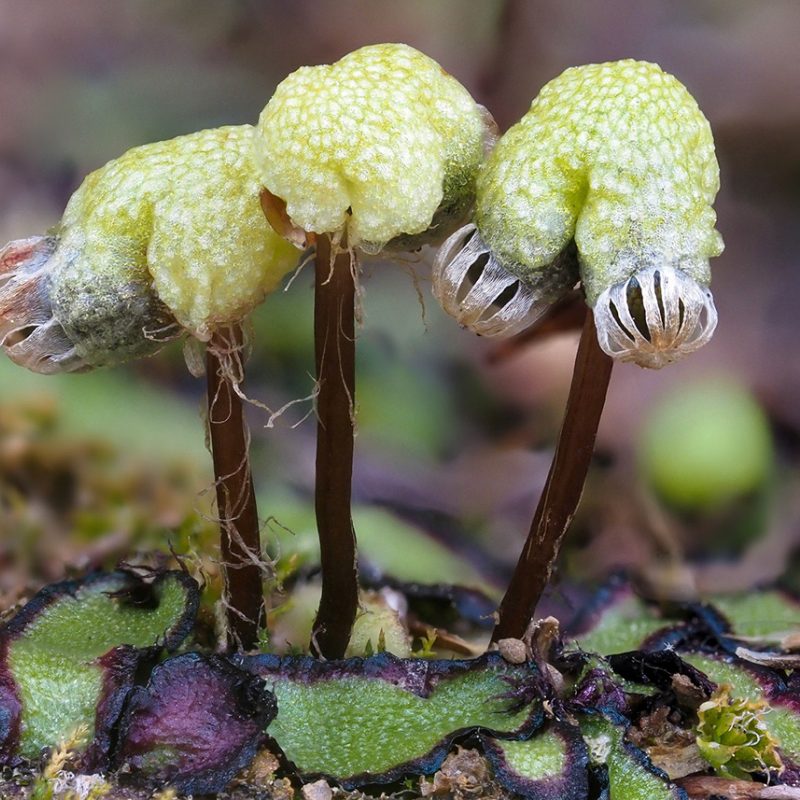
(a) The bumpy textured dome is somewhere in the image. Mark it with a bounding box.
[434,60,723,368]
[477,59,722,304]
[61,125,298,340]
[0,126,298,372]
[254,43,488,250]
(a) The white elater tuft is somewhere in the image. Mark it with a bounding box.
[432,224,548,338]
[593,265,717,369]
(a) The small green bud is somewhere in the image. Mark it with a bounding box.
[696,685,783,780]
[434,60,723,368]
[638,380,773,511]
[0,126,298,372]
[254,43,493,252]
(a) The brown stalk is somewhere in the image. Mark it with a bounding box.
[206,324,265,650]
[310,234,359,658]
[492,309,613,641]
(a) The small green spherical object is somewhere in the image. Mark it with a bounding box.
[254,43,489,251]
[0,126,298,371]
[638,380,773,510]
[477,59,722,303]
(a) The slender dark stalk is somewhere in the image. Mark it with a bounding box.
[206,324,265,650]
[492,310,613,642]
[310,234,359,658]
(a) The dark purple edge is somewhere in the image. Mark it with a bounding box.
[0,570,198,651]
[328,702,543,791]
[115,652,276,796]
[686,587,800,657]
[675,648,799,711]
[237,651,541,698]
[154,571,200,653]
[563,575,636,638]
[0,638,22,765]
[237,651,545,788]
[563,575,685,652]
[81,645,152,772]
[618,732,688,800]
[480,720,589,800]
[1,572,129,640]
[0,570,198,766]
[606,650,715,698]
[360,572,497,630]
[562,576,746,657]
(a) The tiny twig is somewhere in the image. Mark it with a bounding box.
[492,310,613,641]
[206,324,265,650]
[310,234,359,658]
[678,774,800,799]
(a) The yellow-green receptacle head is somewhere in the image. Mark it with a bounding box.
[0,126,298,373]
[254,43,495,254]
[433,60,723,368]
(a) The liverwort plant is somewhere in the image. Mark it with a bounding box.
[253,43,494,657]
[432,60,724,640]
[0,126,299,649]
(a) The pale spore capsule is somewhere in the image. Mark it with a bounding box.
[254,43,494,253]
[433,60,723,368]
[0,126,298,372]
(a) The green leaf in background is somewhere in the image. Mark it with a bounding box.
[0,360,207,463]
[710,590,800,640]
[262,493,495,593]
[565,583,674,656]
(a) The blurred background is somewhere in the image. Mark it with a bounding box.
[1,0,799,638]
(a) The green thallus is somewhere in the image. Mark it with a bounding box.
[0,125,298,372]
[433,59,723,369]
